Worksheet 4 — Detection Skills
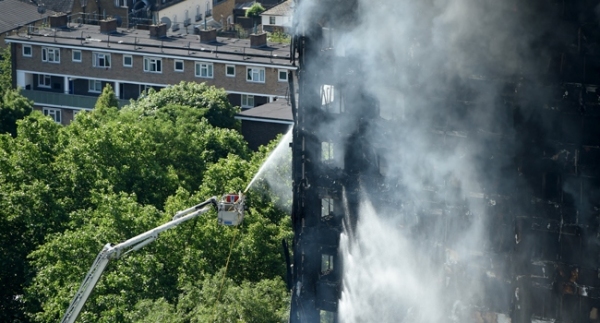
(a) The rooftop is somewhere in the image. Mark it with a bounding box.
[236,99,293,124]
[261,0,292,16]
[0,0,57,35]
[5,23,295,67]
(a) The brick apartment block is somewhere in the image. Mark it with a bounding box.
[5,16,296,125]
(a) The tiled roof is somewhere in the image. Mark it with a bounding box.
[236,99,293,123]
[261,0,292,17]
[0,0,57,34]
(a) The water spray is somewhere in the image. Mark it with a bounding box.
[244,127,293,194]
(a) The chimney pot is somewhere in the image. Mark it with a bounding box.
[49,13,68,29]
[199,28,217,43]
[250,33,267,48]
[149,23,168,39]
[99,18,118,34]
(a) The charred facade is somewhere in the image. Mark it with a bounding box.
[290,0,600,322]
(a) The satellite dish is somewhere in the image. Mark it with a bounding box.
[160,16,171,29]
[37,5,46,15]
[114,15,122,27]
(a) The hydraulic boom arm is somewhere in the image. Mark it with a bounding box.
[60,197,218,323]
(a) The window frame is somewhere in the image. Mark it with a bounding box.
[72,50,82,62]
[42,47,60,63]
[174,59,184,72]
[38,74,51,88]
[225,64,235,77]
[143,57,162,73]
[269,16,276,25]
[22,45,32,57]
[246,67,265,83]
[241,94,254,108]
[278,69,288,82]
[195,62,213,78]
[43,108,61,124]
[88,79,102,93]
[92,52,111,68]
[123,55,133,67]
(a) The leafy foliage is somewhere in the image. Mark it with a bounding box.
[0,47,33,136]
[268,31,291,44]
[95,84,119,110]
[245,2,266,18]
[0,47,12,91]
[0,82,292,323]
[128,82,240,130]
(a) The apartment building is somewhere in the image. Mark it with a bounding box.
[5,15,295,125]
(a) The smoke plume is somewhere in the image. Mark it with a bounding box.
[292,0,583,321]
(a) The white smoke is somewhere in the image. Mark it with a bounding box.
[292,0,556,321]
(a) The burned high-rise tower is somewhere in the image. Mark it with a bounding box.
[289,0,600,322]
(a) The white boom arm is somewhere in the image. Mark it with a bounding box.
[60,197,218,323]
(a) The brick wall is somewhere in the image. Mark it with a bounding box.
[15,43,291,97]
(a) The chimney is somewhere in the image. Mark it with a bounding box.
[99,18,118,34]
[49,13,68,29]
[199,28,217,43]
[149,23,168,38]
[250,33,267,48]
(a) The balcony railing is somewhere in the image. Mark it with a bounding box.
[22,90,130,110]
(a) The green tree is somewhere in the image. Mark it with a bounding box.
[0,47,33,136]
[0,47,11,91]
[3,84,292,323]
[0,89,34,136]
[245,2,265,18]
[175,273,289,323]
[0,113,63,323]
[128,82,240,130]
[54,103,249,209]
[95,84,119,110]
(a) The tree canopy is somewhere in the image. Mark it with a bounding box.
[245,3,266,18]
[0,47,33,136]
[0,82,292,323]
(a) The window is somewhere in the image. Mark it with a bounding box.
[322,142,334,161]
[72,50,82,62]
[144,57,162,73]
[38,74,51,88]
[278,69,288,82]
[43,108,61,123]
[321,254,334,274]
[321,84,334,105]
[42,47,60,63]
[93,53,111,68]
[195,62,213,78]
[241,94,254,108]
[269,16,276,25]
[23,45,32,57]
[114,0,126,7]
[123,55,132,67]
[88,79,102,93]
[226,65,235,77]
[246,67,265,83]
[174,59,184,72]
[321,198,334,217]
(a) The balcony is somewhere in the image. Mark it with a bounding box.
[22,90,130,110]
